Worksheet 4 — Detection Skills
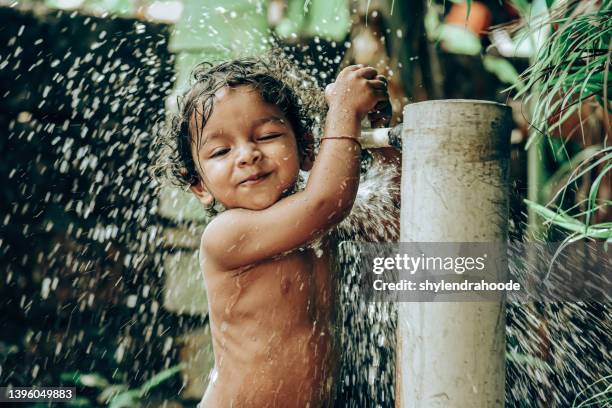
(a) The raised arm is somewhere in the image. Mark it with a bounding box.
[203,65,389,270]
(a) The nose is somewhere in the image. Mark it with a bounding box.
[236,142,262,166]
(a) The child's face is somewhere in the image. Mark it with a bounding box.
[190,86,301,211]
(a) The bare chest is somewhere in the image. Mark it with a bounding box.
[206,246,335,326]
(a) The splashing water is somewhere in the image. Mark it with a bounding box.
[334,162,400,407]
[0,6,183,393]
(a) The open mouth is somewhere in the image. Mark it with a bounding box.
[240,172,270,185]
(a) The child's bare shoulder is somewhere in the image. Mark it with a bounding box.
[199,209,246,267]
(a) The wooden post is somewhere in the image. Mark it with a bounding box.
[397,100,512,407]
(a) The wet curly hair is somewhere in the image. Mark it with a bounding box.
[154,55,324,189]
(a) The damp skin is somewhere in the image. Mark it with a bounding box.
[188,65,389,407]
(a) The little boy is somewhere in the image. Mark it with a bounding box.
[169,58,392,407]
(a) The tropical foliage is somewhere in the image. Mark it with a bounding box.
[509,0,611,241]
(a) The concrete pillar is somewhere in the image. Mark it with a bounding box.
[398,100,512,407]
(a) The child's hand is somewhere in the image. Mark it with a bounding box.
[325,65,389,121]
[368,100,392,128]
[368,75,391,128]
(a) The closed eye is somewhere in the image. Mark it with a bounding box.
[258,133,282,141]
[210,148,230,158]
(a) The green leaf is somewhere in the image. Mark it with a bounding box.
[542,145,603,203]
[483,55,523,88]
[525,199,612,239]
[506,351,547,368]
[65,397,93,407]
[438,24,482,55]
[108,390,141,408]
[572,374,612,407]
[97,384,129,404]
[61,372,110,389]
[78,373,111,389]
[585,163,611,227]
[137,364,184,397]
[564,150,612,193]
[61,372,81,383]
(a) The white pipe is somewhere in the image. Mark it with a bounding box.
[359,126,401,149]
[397,100,512,408]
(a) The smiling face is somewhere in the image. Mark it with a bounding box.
[190,86,302,211]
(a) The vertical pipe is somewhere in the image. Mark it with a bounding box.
[397,100,512,407]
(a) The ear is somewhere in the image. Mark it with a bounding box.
[300,132,315,171]
[189,180,215,207]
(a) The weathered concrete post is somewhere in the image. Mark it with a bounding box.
[397,100,512,407]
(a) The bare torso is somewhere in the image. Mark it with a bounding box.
[199,241,338,408]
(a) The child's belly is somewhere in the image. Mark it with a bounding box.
[200,326,337,408]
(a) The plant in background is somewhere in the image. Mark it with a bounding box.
[509,0,611,242]
[571,374,612,408]
[55,364,184,408]
[502,2,611,404]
